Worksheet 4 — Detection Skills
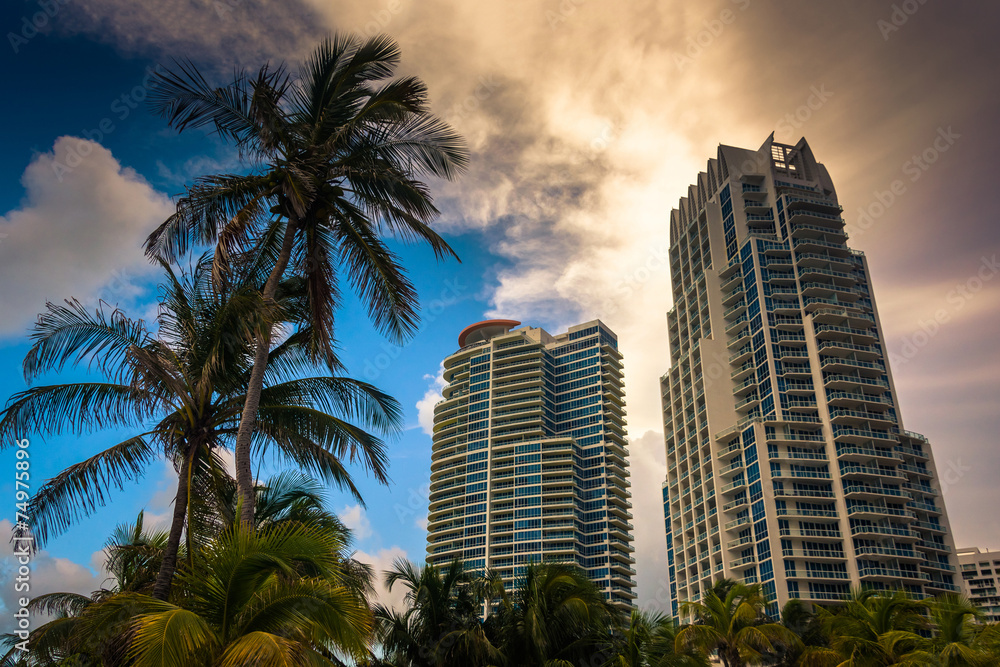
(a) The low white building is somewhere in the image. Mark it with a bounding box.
[957,547,1000,622]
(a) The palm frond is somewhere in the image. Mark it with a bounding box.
[22,298,151,383]
[27,435,158,545]
[0,382,154,443]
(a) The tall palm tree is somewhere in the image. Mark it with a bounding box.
[492,562,616,667]
[0,257,400,600]
[145,34,468,523]
[376,558,499,667]
[798,588,932,667]
[674,580,798,667]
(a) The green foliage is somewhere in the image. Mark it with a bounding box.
[675,580,799,667]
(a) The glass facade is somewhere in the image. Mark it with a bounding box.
[426,320,635,606]
[661,137,959,616]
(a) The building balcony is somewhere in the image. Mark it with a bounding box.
[824,374,890,392]
[779,527,843,541]
[850,525,919,540]
[821,357,885,374]
[774,488,836,500]
[840,465,904,480]
[720,479,747,495]
[854,546,922,561]
[846,505,915,520]
[814,323,878,343]
[782,548,847,561]
[794,252,854,271]
[776,507,839,519]
[858,567,929,582]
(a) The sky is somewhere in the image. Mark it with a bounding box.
[1,0,999,625]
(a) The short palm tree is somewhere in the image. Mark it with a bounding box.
[604,609,709,667]
[0,511,166,666]
[771,599,827,667]
[0,257,400,600]
[674,580,798,667]
[145,33,468,523]
[83,520,371,666]
[492,562,616,667]
[927,594,995,667]
[798,588,933,667]
[7,482,376,666]
[377,558,499,667]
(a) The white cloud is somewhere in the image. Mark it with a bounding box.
[354,545,411,613]
[338,504,374,541]
[0,137,173,337]
[0,519,107,634]
[415,515,428,531]
[415,367,447,436]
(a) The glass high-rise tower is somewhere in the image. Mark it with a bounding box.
[426,319,636,606]
[660,135,959,615]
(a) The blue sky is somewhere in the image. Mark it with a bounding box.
[2,0,999,621]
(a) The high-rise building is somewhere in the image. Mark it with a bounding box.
[425,319,636,606]
[660,135,959,615]
[958,547,1000,622]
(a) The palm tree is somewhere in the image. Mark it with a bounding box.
[2,511,169,666]
[770,599,826,667]
[145,34,468,523]
[603,609,709,667]
[376,558,499,667]
[798,588,933,667]
[492,562,616,666]
[80,520,370,665]
[674,580,798,667]
[7,479,377,666]
[927,594,995,666]
[0,257,400,601]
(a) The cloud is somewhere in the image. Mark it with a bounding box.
[415,368,446,436]
[338,504,374,541]
[0,137,173,337]
[0,520,107,634]
[354,545,411,613]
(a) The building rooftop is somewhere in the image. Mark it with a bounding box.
[457,319,521,347]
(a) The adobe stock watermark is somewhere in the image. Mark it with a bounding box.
[546,0,589,30]
[394,483,430,525]
[673,0,752,71]
[775,84,833,136]
[442,75,502,128]
[12,438,32,653]
[51,64,168,182]
[362,277,468,381]
[7,0,70,54]
[937,457,972,494]
[888,253,999,367]
[595,245,670,320]
[848,126,960,239]
[877,0,931,41]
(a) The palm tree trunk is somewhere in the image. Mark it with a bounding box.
[152,446,194,600]
[234,217,299,525]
